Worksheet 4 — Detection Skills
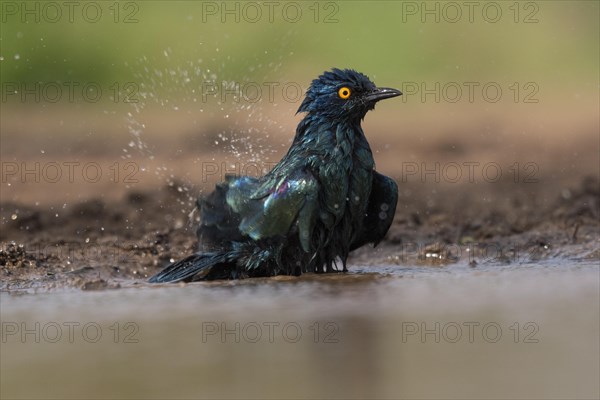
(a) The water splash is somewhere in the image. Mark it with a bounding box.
[123,40,297,215]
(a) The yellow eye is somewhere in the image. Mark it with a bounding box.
[338,87,351,99]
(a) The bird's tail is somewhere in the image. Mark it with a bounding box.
[148,251,233,283]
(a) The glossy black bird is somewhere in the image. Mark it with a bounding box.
[149,68,401,283]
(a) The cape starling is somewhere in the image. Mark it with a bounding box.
[150,68,402,282]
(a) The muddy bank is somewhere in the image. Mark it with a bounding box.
[1,174,597,293]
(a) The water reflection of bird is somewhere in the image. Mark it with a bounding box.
[149,68,402,282]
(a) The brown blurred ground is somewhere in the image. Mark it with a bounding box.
[1,100,598,291]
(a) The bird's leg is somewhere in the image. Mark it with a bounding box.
[293,260,302,276]
[329,259,338,273]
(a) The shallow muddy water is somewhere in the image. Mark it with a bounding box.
[2,261,598,399]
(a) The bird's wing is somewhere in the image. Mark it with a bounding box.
[226,171,319,252]
[350,171,398,250]
[196,177,247,246]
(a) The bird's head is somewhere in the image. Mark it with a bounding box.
[297,68,402,121]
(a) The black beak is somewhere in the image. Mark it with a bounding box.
[365,87,403,103]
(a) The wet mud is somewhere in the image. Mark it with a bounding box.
[2,173,597,293]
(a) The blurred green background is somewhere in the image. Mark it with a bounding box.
[1,1,598,94]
